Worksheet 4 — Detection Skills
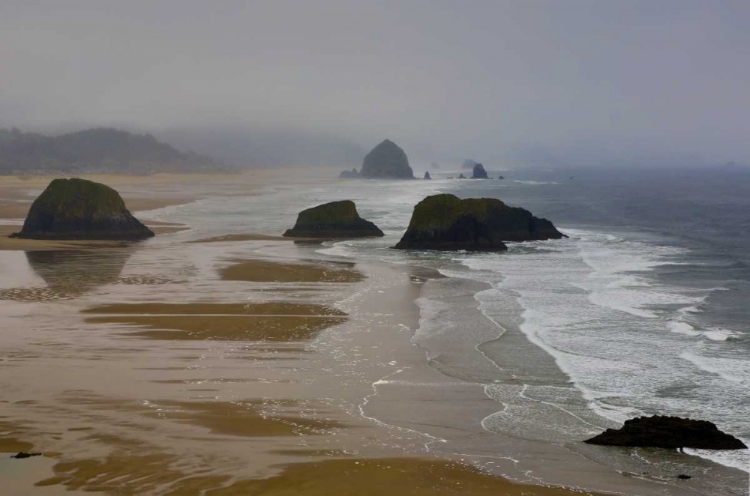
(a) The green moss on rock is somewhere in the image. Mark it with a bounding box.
[394,194,565,251]
[283,200,384,238]
[11,178,154,240]
[360,140,414,179]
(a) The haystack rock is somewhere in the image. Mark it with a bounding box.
[585,416,747,450]
[472,163,488,179]
[360,139,414,179]
[11,178,154,240]
[394,194,566,252]
[283,200,384,238]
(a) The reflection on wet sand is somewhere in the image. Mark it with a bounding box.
[0,249,132,301]
[83,302,348,341]
[220,259,364,283]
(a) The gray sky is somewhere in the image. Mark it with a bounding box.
[1,0,749,166]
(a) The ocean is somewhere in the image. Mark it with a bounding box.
[136,166,749,494]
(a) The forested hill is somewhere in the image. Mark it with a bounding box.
[0,127,221,175]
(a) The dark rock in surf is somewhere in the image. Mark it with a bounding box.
[10,178,154,240]
[360,140,414,179]
[283,200,384,238]
[584,416,748,450]
[424,171,432,180]
[458,173,466,179]
[471,163,488,179]
[339,168,360,178]
[676,475,692,480]
[394,194,566,252]
[12,452,42,459]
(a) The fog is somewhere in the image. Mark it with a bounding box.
[1,0,749,167]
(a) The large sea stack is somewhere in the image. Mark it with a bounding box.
[472,163,488,179]
[360,140,414,179]
[283,200,384,238]
[585,416,747,450]
[11,178,154,240]
[394,194,565,251]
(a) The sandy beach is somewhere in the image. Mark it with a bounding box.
[0,170,721,496]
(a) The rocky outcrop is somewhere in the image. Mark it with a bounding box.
[283,200,384,238]
[394,194,565,251]
[472,163,488,179]
[458,173,466,179]
[584,416,748,450]
[360,140,414,179]
[11,178,154,240]
[339,168,360,178]
[424,171,432,180]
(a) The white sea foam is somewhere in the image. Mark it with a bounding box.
[683,448,750,474]
[679,352,746,383]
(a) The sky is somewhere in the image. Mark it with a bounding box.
[1,0,749,167]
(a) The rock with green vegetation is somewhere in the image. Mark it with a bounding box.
[360,139,414,179]
[394,194,566,251]
[283,200,384,238]
[11,178,154,240]
[472,163,488,179]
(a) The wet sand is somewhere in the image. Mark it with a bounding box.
[221,259,364,283]
[0,170,654,496]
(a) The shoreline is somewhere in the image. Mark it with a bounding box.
[0,169,744,495]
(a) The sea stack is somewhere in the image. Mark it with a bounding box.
[11,178,154,240]
[472,163,488,179]
[585,416,748,450]
[283,200,384,238]
[424,171,432,180]
[360,139,414,179]
[394,194,565,251]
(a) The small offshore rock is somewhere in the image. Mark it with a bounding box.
[339,168,360,178]
[11,178,153,240]
[424,171,432,180]
[283,200,384,238]
[584,416,748,450]
[394,194,565,252]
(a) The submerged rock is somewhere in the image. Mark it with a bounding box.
[394,194,565,251]
[424,171,432,180]
[339,168,360,178]
[584,416,748,450]
[360,139,414,179]
[472,163,488,179]
[11,178,154,240]
[283,200,384,238]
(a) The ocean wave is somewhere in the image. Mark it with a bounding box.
[679,352,746,383]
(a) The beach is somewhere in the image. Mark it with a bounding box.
[0,169,745,496]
